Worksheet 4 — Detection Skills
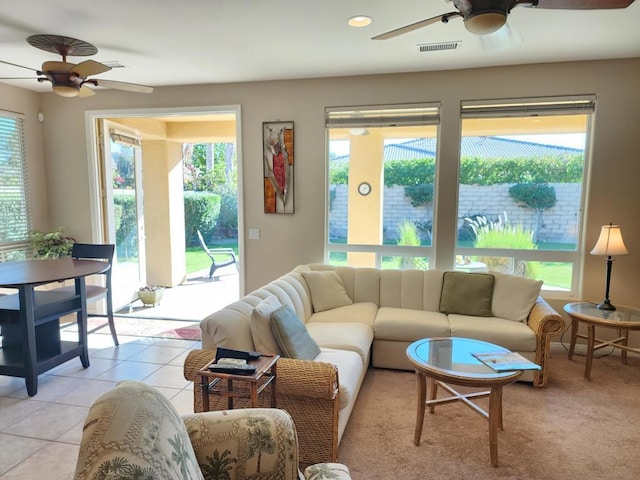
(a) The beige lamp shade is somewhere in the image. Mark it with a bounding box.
[590,224,629,257]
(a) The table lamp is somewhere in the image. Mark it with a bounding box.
[590,223,629,310]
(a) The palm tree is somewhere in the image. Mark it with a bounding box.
[246,415,276,473]
[200,449,237,480]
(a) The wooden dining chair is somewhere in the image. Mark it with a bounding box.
[53,243,118,346]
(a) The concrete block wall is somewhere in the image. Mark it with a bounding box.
[329,183,580,243]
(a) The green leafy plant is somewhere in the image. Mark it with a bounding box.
[30,227,75,259]
[183,191,222,246]
[465,214,537,278]
[329,154,584,186]
[403,183,434,207]
[508,183,557,242]
[396,220,427,270]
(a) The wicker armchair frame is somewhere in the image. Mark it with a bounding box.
[184,350,340,466]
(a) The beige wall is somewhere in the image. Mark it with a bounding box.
[12,59,639,334]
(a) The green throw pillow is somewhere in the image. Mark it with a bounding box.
[439,271,495,317]
[270,304,321,360]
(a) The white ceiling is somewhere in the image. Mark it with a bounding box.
[0,0,639,93]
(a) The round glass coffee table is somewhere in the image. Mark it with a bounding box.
[406,337,523,467]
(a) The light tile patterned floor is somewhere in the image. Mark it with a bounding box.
[0,329,201,479]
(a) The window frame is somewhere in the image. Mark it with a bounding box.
[324,96,594,298]
[0,110,32,261]
[325,103,441,269]
[455,96,594,297]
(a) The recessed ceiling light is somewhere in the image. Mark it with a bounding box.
[348,15,372,28]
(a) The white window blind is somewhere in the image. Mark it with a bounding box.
[461,96,596,118]
[326,103,440,128]
[0,110,31,261]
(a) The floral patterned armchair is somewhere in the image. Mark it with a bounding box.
[73,381,351,480]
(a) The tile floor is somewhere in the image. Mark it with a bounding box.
[0,328,201,479]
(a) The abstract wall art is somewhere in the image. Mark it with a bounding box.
[263,121,294,213]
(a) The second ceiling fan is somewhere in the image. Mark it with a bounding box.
[372,0,636,40]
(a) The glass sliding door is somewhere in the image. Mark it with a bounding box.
[99,120,146,308]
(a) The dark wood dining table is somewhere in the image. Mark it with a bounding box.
[0,257,108,396]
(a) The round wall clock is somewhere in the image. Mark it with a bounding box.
[358,182,372,196]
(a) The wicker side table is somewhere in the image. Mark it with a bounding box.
[198,354,279,410]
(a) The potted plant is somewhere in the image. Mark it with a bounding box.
[30,227,76,259]
[138,285,165,306]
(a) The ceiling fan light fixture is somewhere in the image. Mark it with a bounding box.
[464,12,507,35]
[52,84,79,97]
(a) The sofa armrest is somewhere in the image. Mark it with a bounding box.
[183,349,217,382]
[183,408,301,480]
[184,350,341,466]
[527,297,565,387]
[277,358,339,400]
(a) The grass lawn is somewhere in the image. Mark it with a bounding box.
[185,244,239,274]
[328,251,572,289]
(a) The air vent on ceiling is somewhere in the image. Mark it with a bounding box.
[417,41,461,53]
[101,61,126,68]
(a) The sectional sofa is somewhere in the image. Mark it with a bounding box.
[183,264,564,466]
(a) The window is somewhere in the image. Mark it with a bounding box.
[325,97,593,297]
[0,111,31,261]
[456,97,593,294]
[326,104,440,269]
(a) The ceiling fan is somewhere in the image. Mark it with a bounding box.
[0,34,153,97]
[372,0,636,40]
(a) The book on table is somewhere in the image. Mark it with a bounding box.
[472,351,541,372]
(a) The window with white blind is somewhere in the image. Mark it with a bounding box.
[325,103,440,269]
[0,111,31,261]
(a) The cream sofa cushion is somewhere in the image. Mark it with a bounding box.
[306,301,378,326]
[448,314,537,352]
[249,295,283,355]
[302,271,353,312]
[375,307,450,341]
[314,348,364,409]
[491,271,543,322]
[306,321,374,364]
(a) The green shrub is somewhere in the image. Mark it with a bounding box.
[113,193,138,261]
[211,184,238,238]
[465,214,538,278]
[184,191,221,246]
[509,183,557,241]
[329,154,583,186]
[396,220,427,270]
[404,184,434,207]
[509,183,557,211]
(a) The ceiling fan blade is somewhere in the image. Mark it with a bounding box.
[78,85,96,97]
[0,77,36,80]
[372,12,462,40]
[71,60,111,77]
[530,0,634,9]
[90,79,153,94]
[0,59,38,72]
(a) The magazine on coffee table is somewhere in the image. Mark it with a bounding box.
[472,351,541,372]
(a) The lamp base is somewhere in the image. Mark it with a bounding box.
[596,300,616,311]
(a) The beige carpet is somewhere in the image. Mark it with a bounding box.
[338,344,640,480]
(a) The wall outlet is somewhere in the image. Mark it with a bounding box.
[249,228,260,240]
